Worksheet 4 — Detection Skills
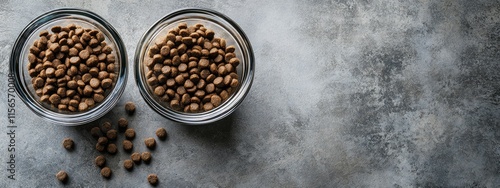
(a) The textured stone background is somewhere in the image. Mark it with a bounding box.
[1,0,499,187]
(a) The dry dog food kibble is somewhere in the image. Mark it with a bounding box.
[125,102,136,114]
[123,140,133,152]
[101,121,112,133]
[56,170,68,183]
[107,143,117,154]
[125,128,136,140]
[97,137,108,145]
[62,138,74,150]
[123,159,134,170]
[95,155,106,168]
[147,174,158,185]
[145,23,240,112]
[144,137,156,149]
[118,117,128,131]
[101,167,112,178]
[141,151,152,163]
[131,152,141,163]
[96,143,105,152]
[106,129,117,140]
[90,127,102,138]
[155,128,167,140]
[28,24,117,112]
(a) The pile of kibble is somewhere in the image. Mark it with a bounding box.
[145,23,240,112]
[56,102,164,186]
[28,24,117,112]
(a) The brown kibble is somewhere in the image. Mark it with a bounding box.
[97,136,108,146]
[213,77,224,88]
[49,94,61,105]
[154,86,165,96]
[190,103,200,112]
[123,140,133,152]
[203,102,214,111]
[95,155,106,167]
[79,50,90,60]
[141,152,152,163]
[94,93,105,102]
[125,128,135,140]
[106,129,117,140]
[155,128,167,140]
[56,170,68,183]
[144,137,156,149]
[107,143,117,154]
[100,167,112,178]
[62,138,74,150]
[91,127,102,138]
[101,78,113,89]
[211,95,222,107]
[147,174,158,185]
[124,159,134,171]
[118,118,128,131]
[131,152,141,163]
[96,143,105,152]
[229,57,240,66]
[125,102,136,115]
[230,78,239,87]
[89,78,100,88]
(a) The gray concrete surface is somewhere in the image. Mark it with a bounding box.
[1,0,500,187]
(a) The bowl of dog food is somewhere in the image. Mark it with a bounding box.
[10,8,128,125]
[135,8,254,124]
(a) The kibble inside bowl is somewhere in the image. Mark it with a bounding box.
[135,8,254,124]
[10,8,127,126]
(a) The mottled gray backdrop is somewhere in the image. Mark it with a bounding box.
[0,0,499,187]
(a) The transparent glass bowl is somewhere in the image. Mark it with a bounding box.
[10,8,128,126]
[135,8,254,125]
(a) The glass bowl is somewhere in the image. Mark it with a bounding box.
[135,8,254,125]
[10,8,128,126]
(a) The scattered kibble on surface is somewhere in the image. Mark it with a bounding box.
[125,128,136,140]
[107,143,117,154]
[95,155,106,168]
[155,128,167,140]
[125,102,136,114]
[62,138,74,150]
[147,173,158,185]
[100,167,112,178]
[118,118,128,131]
[56,170,68,183]
[123,140,133,152]
[144,137,156,149]
[141,152,152,163]
[131,152,141,163]
[124,159,134,170]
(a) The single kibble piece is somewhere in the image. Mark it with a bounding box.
[155,128,167,140]
[117,118,128,131]
[125,102,136,115]
[123,140,133,152]
[147,174,158,185]
[96,143,105,152]
[144,137,156,149]
[107,143,117,154]
[95,155,106,168]
[123,159,134,171]
[62,138,74,150]
[56,170,68,183]
[131,152,141,163]
[125,128,136,140]
[101,121,112,133]
[90,127,102,138]
[97,137,108,145]
[106,129,117,140]
[100,167,112,178]
[141,152,152,163]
